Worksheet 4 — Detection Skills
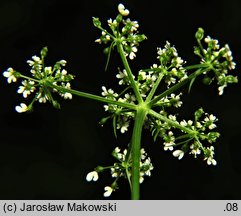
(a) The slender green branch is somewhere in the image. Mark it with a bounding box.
[148,68,208,107]
[19,74,40,83]
[145,74,164,102]
[184,63,209,70]
[46,82,137,110]
[131,108,147,200]
[148,109,196,135]
[117,43,143,104]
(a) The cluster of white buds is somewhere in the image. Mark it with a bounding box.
[194,28,238,95]
[148,107,219,166]
[154,93,183,108]
[93,3,146,61]
[2,47,74,112]
[111,147,153,184]
[156,41,187,86]
[100,85,136,134]
[86,147,153,197]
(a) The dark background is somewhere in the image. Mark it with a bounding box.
[0,0,241,199]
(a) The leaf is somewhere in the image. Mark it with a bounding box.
[99,116,111,125]
[105,42,115,71]
[112,115,117,138]
[53,100,61,109]
[188,76,196,93]
[153,131,159,142]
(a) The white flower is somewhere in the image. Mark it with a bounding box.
[143,157,153,176]
[60,83,73,100]
[164,131,175,151]
[114,147,123,160]
[101,86,118,98]
[44,67,52,75]
[124,93,136,103]
[164,142,174,151]
[27,55,42,66]
[111,167,118,177]
[180,120,188,127]
[95,38,101,44]
[17,80,35,98]
[129,46,137,60]
[86,171,99,182]
[63,92,72,100]
[204,114,217,129]
[116,69,128,85]
[204,146,217,165]
[117,120,130,133]
[3,68,17,83]
[190,143,201,158]
[107,18,118,28]
[15,103,28,113]
[61,69,67,76]
[104,186,113,197]
[37,92,47,103]
[209,114,216,121]
[218,84,226,95]
[58,60,67,66]
[168,115,176,121]
[207,157,217,165]
[173,150,184,160]
[118,3,129,16]
[188,120,193,126]
[32,55,41,62]
[139,175,144,184]
[196,121,202,128]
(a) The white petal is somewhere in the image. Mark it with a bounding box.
[15,103,28,113]
[118,3,125,11]
[3,71,11,78]
[86,171,98,182]
[103,186,113,197]
[173,150,184,160]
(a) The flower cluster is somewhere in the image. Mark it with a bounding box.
[86,147,153,197]
[100,85,136,134]
[93,3,146,60]
[155,41,187,86]
[3,67,18,83]
[194,28,238,95]
[156,93,183,108]
[2,47,74,112]
[148,108,220,166]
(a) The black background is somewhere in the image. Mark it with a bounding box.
[0,0,241,199]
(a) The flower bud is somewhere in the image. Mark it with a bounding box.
[195,108,204,120]
[116,14,123,23]
[226,75,238,83]
[93,17,101,27]
[96,166,104,172]
[103,47,110,55]
[41,47,48,59]
[53,100,61,109]
[195,28,204,41]
[202,76,212,85]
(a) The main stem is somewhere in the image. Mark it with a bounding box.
[131,108,147,200]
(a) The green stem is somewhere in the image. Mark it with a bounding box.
[46,82,136,110]
[19,74,39,83]
[131,108,147,200]
[184,63,209,70]
[148,68,206,107]
[148,109,195,135]
[145,74,164,102]
[117,43,143,104]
